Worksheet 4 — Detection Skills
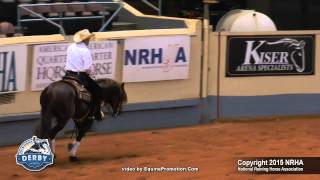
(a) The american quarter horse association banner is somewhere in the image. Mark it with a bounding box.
[123,35,191,82]
[31,41,117,91]
[0,45,27,94]
[226,35,315,76]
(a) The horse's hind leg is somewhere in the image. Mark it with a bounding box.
[49,118,69,155]
[69,118,94,162]
[37,110,54,139]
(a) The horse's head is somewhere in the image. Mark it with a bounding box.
[97,78,127,117]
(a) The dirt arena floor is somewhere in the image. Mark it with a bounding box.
[1,116,320,180]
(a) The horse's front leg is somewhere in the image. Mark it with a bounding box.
[69,117,94,162]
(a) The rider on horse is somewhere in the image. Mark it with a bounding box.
[65,29,103,121]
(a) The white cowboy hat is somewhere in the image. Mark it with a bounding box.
[73,29,94,43]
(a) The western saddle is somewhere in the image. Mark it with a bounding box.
[61,75,91,102]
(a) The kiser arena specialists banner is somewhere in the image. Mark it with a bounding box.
[226,35,314,76]
[31,41,117,91]
[0,45,27,94]
[123,35,191,82]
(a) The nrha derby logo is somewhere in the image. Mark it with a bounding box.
[16,136,54,171]
[226,36,315,76]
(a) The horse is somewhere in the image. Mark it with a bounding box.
[35,78,127,162]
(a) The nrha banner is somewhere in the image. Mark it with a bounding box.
[123,35,191,82]
[0,45,27,94]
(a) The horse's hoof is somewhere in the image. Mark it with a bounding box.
[68,143,73,151]
[69,156,80,162]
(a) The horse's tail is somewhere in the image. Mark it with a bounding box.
[34,87,52,139]
[39,108,52,139]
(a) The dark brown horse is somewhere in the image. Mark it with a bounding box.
[35,78,127,162]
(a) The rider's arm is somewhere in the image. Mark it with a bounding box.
[82,49,94,75]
